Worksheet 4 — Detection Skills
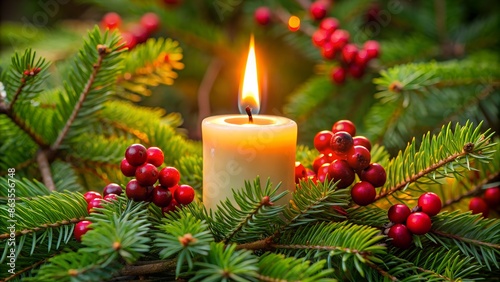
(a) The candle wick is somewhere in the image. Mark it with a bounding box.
[245,106,253,123]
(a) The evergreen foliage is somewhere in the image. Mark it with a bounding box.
[0,0,499,281]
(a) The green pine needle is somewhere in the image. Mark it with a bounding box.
[258,252,336,282]
[211,177,287,244]
[154,210,213,277]
[191,242,259,282]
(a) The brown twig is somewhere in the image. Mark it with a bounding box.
[443,171,500,208]
[431,229,500,249]
[194,58,223,140]
[0,217,84,239]
[51,45,109,151]
[36,149,56,191]
[372,147,471,205]
[119,259,177,276]
[366,261,398,281]
[7,77,27,112]
[235,237,274,251]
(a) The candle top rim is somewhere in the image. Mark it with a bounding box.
[202,114,296,127]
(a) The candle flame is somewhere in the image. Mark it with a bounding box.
[239,35,260,114]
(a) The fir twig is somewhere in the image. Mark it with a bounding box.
[51,45,110,151]
[443,171,499,208]
[6,76,26,112]
[373,144,469,204]
[5,111,47,147]
[0,217,83,240]
[431,230,500,249]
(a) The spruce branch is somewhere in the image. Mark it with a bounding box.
[6,75,26,113]
[443,170,499,208]
[373,144,468,203]
[370,121,496,207]
[211,177,287,243]
[279,179,350,235]
[0,217,83,240]
[2,110,47,148]
[427,211,500,268]
[51,44,110,151]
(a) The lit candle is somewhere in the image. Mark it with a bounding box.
[202,36,297,211]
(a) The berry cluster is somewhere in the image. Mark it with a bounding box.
[295,120,386,206]
[100,12,160,50]
[76,183,123,242]
[469,186,500,218]
[121,144,195,214]
[386,192,442,249]
[311,17,380,84]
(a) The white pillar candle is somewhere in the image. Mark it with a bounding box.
[202,115,297,211]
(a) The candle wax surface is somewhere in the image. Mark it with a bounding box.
[202,115,297,211]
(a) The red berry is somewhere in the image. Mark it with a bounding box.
[388,223,412,249]
[159,166,181,187]
[341,44,358,64]
[358,163,386,188]
[135,163,159,186]
[321,42,336,60]
[351,181,376,206]
[388,204,411,224]
[126,179,150,202]
[484,187,500,208]
[347,145,371,171]
[314,130,334,153]
[347,63,365,79]
[146,147,164,167]
[469,197,489,217]
[363,40,380,59]
[74,220,92,242]
[332,120,356,136]
[328,159,355,188]
[330,66,346,84]
[120,158,137,177]
[312,30,328,47]
[125,144,147,166]
[354,49,370,66]
[319,17,340,34]
[101,12,121,30]
[312,153,337,172]
[330,29,350,51]
[317,163,331,183]
[330,131,354,155]
[352,136,371,151]
[254,7,271,25]
[120,31,137,50]
[87,198,103,213]
[103,193,119,202]
[140,12,160,34]
[83,191,102,204]
[406,212,432,235]
[294,162,307,184]
[103,183,122,196]
[152,185,173,207]
[309,1,327,21]
[174,184,195,205]
[161,199,179,215]
[417,192,442,216]
[129,24,149,44]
